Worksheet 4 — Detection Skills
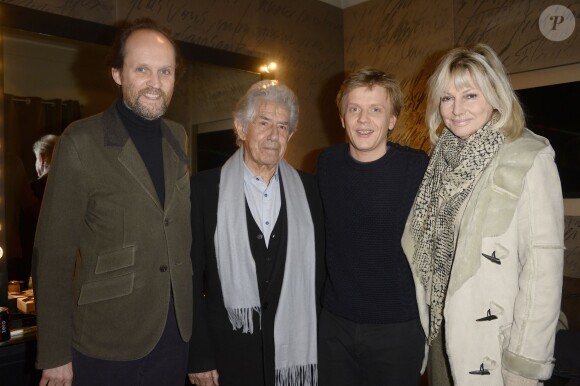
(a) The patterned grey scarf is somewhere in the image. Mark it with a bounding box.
[215,147,318,386]
[410,120,504,343]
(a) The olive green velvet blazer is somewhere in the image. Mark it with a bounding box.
[33,103,193,369]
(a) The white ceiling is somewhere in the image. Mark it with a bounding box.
[317,0,370,9]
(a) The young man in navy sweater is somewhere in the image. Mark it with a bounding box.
[317,67,428,386]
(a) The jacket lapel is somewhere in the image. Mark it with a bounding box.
[118,139,161,209]
[102,102,189,211]
[161,123,183,211]
[102,103,161,209]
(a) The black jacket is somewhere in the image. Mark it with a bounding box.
[188,167,325,386]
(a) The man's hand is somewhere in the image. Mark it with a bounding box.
[39,362,73,386]
[188,369,219,386]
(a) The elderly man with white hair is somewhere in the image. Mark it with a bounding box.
[188,80,325,386]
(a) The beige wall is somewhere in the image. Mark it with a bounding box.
[344,0,580,152]
[2,0,344,173]
[5,0,578,167]
[344,0,453,151]
[343,0,580,220]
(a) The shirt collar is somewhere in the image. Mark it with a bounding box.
[242,161,279,185]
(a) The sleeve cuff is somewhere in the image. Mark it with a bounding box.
[502,349,554,380]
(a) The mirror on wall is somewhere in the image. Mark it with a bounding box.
[166,60,261,171]
[0,3,263,305]
[3,27,114,184]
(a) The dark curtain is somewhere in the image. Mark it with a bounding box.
[3,94,81,282]
[4,94,80,180]
[61,99,81,129]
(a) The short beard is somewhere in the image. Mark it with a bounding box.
[125,87,170,120]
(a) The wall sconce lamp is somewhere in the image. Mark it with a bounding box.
[260,62,277,79]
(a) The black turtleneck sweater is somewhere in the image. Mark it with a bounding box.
[317,142,428,324]
[116,98,165,207]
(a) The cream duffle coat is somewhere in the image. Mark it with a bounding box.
[402,129,564,385]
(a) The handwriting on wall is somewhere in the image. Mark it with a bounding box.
[120,0,343,101]
[120,1,341,63]
[344,0,579,151]
[4,0,113,24]
[455,0,580,73]
[120,0,345,168]
[344,0,452,151]
[8,0,343,75]
[4,0,346,171]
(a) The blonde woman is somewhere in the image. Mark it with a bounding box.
[402,44,564,386]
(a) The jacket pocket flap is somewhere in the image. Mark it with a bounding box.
[95,246,135,274]
[78,272,135,305]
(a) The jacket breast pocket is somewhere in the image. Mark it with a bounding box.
[94,245,135,274]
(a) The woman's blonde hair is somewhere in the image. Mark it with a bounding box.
[426,43,525,144]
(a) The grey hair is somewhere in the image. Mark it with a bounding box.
[33,134,59,158]
[233,80,299,145]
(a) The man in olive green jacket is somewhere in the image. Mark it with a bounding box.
[33,19,192,386]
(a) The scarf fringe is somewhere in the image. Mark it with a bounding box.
[275,364,318,386]
[226,306,260,333]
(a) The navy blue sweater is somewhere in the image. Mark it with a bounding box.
[317,142,428,324]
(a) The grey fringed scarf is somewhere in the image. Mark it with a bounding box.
[410,121,504,343]
[215,147,318,386]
